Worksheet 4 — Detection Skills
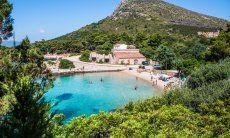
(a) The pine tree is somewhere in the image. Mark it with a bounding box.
[0,0,13,45]
[1,76,54,138]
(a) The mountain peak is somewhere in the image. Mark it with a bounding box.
[53,0,228,42]
[111,0,226,28]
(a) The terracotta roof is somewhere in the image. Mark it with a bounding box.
[113,51,145,59]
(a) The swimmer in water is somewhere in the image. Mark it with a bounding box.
[134,86,138,90]
[100,78,103,82]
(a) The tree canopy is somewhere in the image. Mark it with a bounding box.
[0,0,13,45]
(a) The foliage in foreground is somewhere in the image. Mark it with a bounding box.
[1,76,54,137]
[0,0,13,45]
[0,38,54,137]
[187,57,230,89]
[52,59,230,138]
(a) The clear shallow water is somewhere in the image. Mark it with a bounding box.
[44,72,160,122]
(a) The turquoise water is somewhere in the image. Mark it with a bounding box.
[44,72,160,122]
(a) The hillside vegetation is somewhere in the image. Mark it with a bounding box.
[35,0,228,57]
[52,0,227,42]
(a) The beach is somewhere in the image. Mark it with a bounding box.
[122,70,166,90]
[46,55,181,90]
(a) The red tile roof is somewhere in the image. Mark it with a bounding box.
[113,51,145,59]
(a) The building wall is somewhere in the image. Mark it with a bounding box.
[197,31,219,38]
[90,53,112,63]
[116,58,146,65]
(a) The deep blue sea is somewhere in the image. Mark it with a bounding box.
[44,72,160,122]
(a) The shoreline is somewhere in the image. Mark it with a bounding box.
[47,56,173,91]
[50,68,165,91]
[52,69,124,76]
[122,70,165,91]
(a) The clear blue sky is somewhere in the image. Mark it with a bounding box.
[8,0,230,42]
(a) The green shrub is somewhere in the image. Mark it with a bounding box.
[164,80,230,111]
[97,59,103,64]
[80,50,91,62]
[59,59,75,69]
[187,58,230,89]
[47,61,55,65]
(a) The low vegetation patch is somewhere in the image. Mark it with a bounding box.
[59,59,75,69]
[79,50,91,62]
[47,61,55,65]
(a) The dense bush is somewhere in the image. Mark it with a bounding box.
[187,58,230,89]
[59,59,75,69]
[155,46,176,70]
[47,61,55,65]
[79,50,91,62]
[164,80,230,111]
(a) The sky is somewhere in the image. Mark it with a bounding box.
[6,0,230,43]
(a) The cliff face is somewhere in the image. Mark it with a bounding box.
[52,0,228,42]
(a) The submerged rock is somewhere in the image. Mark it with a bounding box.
[56,93,73,101]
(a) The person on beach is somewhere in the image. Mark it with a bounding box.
[136,77,138,80]
[156,79,158,85]
[151,75,153,81]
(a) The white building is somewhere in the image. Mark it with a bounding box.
[90,52,112,63]
[90,44,146,65]
[112,49,146,65]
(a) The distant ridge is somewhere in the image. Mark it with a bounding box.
[1,41,20,47]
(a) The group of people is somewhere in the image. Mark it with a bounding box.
[151,74,158,86]
[89,77,103,84]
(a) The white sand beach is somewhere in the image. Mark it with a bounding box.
[123,70,165,90]
[46,55,181,91]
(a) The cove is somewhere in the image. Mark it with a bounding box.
[44,72,160,122]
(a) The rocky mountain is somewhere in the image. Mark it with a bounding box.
[112,0,226,28]
[53,0,228,42]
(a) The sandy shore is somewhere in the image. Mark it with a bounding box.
[46,56,179,91]
[123,70,167,91]
[47,56,127,75]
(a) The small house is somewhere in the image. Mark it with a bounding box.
[90,52,112,63]
[112,44,146,65]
